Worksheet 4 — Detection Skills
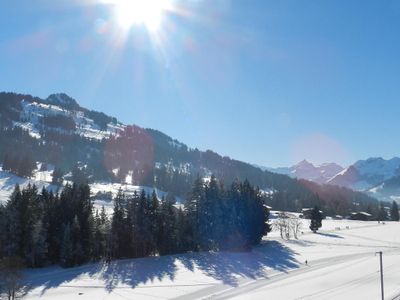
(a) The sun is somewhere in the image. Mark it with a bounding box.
[110,0,169,31]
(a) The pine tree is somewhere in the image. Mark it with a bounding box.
[17,155,36,178]
[378,202,388,221]
[158,194,178,255]
[97,206,111,259]
[184,176,204,251]
[60,223,73,267]
[309,206,322,233]
[75,183,93,261]
[30,220,48,267]
[4,185,22,257]
[70,216,84,266]
[149,190,160,255]
[111,189,126,258]
[390,201,399,221]
[51,167,64,185]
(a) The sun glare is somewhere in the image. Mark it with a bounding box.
[111,0,169,31]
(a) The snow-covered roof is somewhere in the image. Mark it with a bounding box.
[351,212,372,217]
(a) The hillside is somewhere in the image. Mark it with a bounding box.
[0,92,381,215]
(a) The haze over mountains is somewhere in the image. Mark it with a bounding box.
[267,158,400,202]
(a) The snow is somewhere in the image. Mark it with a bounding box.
[269,160,344,184]
[14,99,126,141]
[0,168,59,203]
[354,157,400,179]
[19,219,400,300]
[0,169,171,215]
[90,182,172,214]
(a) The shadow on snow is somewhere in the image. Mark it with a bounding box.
[316,232,344,239]
[23,240,300,295]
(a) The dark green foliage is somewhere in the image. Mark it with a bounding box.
[378,202,388,221]
[184,177,270,252]
[85,110,117,131]
[42,115,76,131]
[0,181,98,268]
[51,167,64,185]
[108,176,271,259]
[391,201,399,221]
[309,206,323,233]
[2,152,35,178]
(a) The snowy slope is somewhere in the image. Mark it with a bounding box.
[328,157,400,192]
[16,98,125,141]
[19,219,400,300]
[0,168,59,202]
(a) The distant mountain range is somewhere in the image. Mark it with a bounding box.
[267,160,344,184]
[265,157,400,202]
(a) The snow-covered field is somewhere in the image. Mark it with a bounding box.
[21,219,400,300]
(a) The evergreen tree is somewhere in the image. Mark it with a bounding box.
[158,194,178,255]
[184,176,204,251]
[93,206,110,260]
[51,167,64,185]
[70,216,84,266]
[60,223,73,267]
[111,189,126,258]
[29,220,48,267]
[149,190,160,254]
[390,201,399,221]
[17,155,36,177]
[309,206,322,233]
[378,202,388,221]
[4,185,22,256]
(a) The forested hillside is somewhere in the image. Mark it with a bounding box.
[0,92,381,216]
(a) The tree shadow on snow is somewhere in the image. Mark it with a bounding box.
[23,240,300,295]
[285,239,315,247]
[101,256,177,292]
[23,262,106,296]
[316,232,344,239]
[178,240,300,286]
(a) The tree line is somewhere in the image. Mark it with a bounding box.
[0,176,270,269]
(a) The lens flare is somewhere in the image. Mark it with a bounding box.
[110,0,169,31]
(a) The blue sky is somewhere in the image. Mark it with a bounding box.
[1,0,400,167]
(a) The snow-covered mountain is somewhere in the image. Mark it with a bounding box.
[267,157,400,202]
[328,157,400,190]
[268,160,344,184]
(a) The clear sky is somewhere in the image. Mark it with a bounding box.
[1,0,400,168]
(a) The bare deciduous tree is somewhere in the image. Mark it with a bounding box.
[273,212,302,240]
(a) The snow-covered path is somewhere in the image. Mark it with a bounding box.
[211,251,400,300]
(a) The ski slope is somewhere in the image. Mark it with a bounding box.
[20,219,400,300]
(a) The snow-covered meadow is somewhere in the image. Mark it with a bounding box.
[21,219,400,300]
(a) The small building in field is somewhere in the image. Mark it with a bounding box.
[350,212,372,221]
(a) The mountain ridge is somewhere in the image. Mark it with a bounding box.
[266,157,400,202]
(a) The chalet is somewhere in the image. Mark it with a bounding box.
[300,208,324,219]
[350,212,372,221]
